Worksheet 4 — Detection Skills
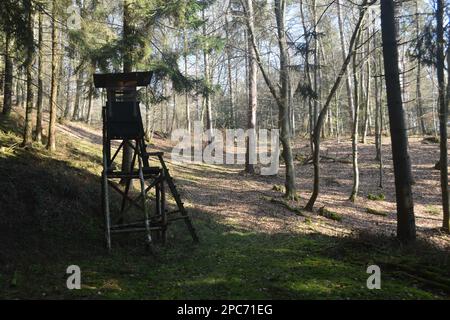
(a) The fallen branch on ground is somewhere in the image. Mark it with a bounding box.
[366,208,389,217]
[262,196,306,217]
[300,154,352,165]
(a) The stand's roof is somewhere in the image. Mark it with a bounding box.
[93,72,152,89]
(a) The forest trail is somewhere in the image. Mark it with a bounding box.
[56,121,103,146]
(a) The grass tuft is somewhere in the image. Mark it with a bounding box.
[272,185,285,193]
[425,205,440,216]
[367,193,385,201]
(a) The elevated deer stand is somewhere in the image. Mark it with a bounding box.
[94,72,198,251]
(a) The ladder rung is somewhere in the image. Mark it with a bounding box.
[168,216,189,222]
[111,226,163,234]
[144,152,164,157]
[106,168,160,179]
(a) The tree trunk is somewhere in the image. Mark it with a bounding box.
[380,0,416,242]
[86,83,93,124]
[19,69,26,110]
[446,31,450,230]
[414,0,426,135]
[275,0,296,198]
[47,0,59,152]
[195,52,201,122]
[72,71,82,120]
[35,11,44,143]
[203,9,213,142]
[374,23,382,181]
[145,96,152,141]
[299,0,314,154]
[431,67,438,136]
[335,95,340,142]
[245,0,257,174]
[165,83,170,133]
[312,0,318,127]
[174,94,179,132]
[305,2,369,211]
[57,37,65,119]
[337,0,355,130]
[121,0,134,177]
[377,56,384,189]
[436,0,449,232]
[225,13,235,129]
[22,0,35,147]
[2,28,13,116]
[15,69,22,108]
[242,0,296,197]
[64,60,73,119]
[362,26,371,145]
[349,40,361,202]
[183,28,191,133]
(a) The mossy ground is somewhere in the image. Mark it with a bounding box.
[0,114,449,299]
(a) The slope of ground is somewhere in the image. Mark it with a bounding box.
[0,109,449,299]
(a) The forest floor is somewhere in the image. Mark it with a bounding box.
[0,108,450,299]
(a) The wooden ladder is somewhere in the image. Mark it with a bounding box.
[145,152,199,243]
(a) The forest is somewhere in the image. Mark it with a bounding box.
[0,0,450,300]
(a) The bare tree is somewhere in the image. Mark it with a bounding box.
[35,10,44,143]
[121,0,134,177]
[241,0,297,198]
[436,0,449,232]
[225,12,235,128]
[305,0,371,211]
[414,0,426,135]
[244,0,257,174]
[203,8,214,142]
[22,0,34,147]
[380,0,416,242]
[349,24,362,203]
[336,0,355,128]
[183,27,191,133]
[2,26,13,116]
[47,0,59,152]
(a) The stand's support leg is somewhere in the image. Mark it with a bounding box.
[138,147,152,251]
[182,208,199,243]
[161,173,167,245]
[118,178,132,224]
[157,155,199,243]
[119,144,138,223]
[102,167,112,251]
[155,178,162,242]
[102,106,112,251]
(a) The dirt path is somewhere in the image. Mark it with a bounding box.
[56,121,104,145]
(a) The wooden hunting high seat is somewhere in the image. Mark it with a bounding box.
[94,72,198,251]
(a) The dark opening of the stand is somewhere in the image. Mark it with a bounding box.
[106,101,144,140]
